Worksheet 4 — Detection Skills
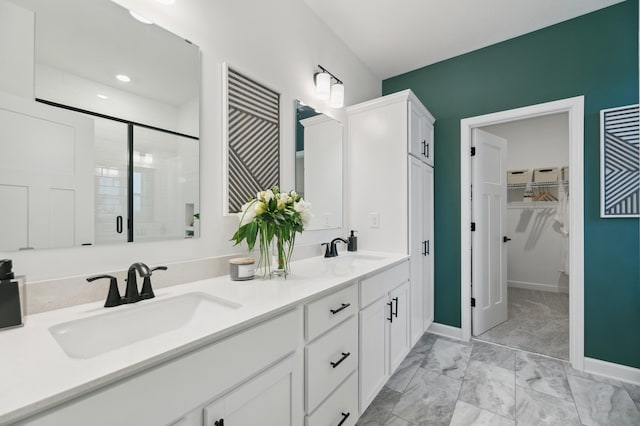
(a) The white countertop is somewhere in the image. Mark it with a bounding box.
[0,251,408,424]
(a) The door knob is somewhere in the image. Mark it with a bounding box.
[503,236,512,243]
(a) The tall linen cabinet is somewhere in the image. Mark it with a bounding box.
[348,90,435,411]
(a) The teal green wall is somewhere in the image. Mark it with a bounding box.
[383,0,639,368]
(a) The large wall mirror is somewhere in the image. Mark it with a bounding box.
[295,101,343,230]
[0,0,201,251]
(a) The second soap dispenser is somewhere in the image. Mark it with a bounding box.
[347,230,358,252]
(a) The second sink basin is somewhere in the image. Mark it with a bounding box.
[49,292,241,359]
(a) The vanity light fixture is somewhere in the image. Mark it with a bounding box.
[315,65,344,108]
[116,74,131,83]
[330,82,344,108]
[129,10,153,24]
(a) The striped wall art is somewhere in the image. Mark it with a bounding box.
[226,66,280,213]
[600,104,639,217]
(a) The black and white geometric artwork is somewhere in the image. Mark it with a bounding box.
[600,104,639,218]
[226,66,280,213]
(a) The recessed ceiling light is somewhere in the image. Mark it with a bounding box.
[129,10,153,24]
[116,74,131,83]
[97,94,108,100]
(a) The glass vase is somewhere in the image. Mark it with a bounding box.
[270,232,289,278]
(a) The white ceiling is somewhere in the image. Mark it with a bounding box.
[304,0,626,79]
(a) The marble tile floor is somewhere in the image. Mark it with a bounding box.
[357,333,640,426]
[475,287,570,360]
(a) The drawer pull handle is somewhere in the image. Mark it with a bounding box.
[214,420,224,426]
[422,140,427,157]
[387,301,393,322]
[330,352,351,368]
[337,412,351,426]
[330,302,351,315]
[393,297,399,318]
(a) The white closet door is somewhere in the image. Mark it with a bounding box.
[471,128,508,335]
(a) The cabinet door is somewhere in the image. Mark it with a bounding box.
[359,297,389,414]
[423,120,434,166]
[203,356,295,426]
[423,165,434,329]
[409,101,424,158]
[409,156,425,346]
[388,281,410,373]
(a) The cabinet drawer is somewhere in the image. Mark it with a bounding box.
[360,261,409,308]
[306,316,358,413]
[306,283,357,342]
[306,372,358,426]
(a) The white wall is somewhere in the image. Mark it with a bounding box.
[483,113,569,292]
[1,0,380,281]
[0,1,33,99]
[484,113,569,171]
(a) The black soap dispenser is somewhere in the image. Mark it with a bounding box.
[347,230,358,252]
[0,259,23,330]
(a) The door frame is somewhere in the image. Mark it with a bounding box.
[460,96,585,370]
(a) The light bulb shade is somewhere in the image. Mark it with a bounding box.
[315,72,331,100]
[330,82,344,108]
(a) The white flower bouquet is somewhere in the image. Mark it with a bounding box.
[231,186,311,277]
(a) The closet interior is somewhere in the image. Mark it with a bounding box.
[476,112,570,360]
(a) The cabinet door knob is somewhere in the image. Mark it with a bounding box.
[503,236,512,243]
[330,302,351,315]
[330,352,351,368]
[337,412,351,426]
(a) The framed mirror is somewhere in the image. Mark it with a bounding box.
[0,0,200,251]
[295,101,343,230]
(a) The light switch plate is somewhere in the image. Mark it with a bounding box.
[369,212,380,228]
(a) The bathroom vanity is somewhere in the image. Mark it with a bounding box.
[0,252,409,425]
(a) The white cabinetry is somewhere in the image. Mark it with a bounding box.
[202,356,296,426]
[19,309,303,426]
[349,90,435,349]
[304,283,358,426]
[358,261,410,413]
[409,100,434,166]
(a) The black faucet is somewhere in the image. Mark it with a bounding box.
[86,274,122,307]
[322,238,348,258]
[140,266,167,300]
[124,262,152,303]
[87,263,167,308]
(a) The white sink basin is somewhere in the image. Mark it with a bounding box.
[323,253,387,275]
[332,253,386,266]
[49,292,241,359]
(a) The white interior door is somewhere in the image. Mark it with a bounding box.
[0,92,94,250]
[471,128,508,335]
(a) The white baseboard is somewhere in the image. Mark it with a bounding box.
[508,280,568,293]
[584,357,640,386]
[427,322,463,341]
